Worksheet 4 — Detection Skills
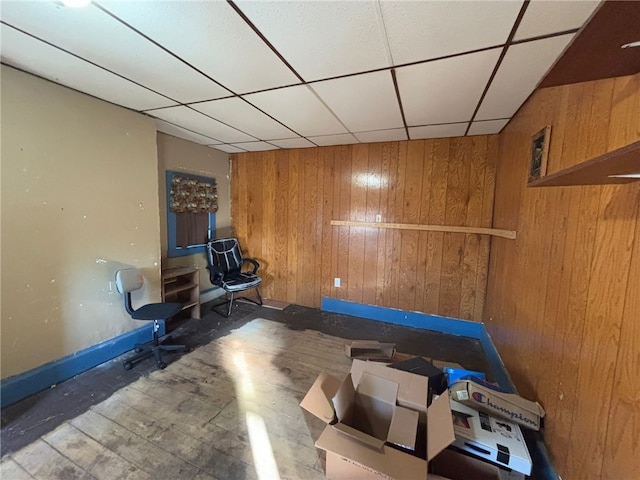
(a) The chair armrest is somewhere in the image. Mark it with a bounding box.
[242,258,260,274]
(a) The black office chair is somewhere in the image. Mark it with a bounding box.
[115,268,188,370]
[206,238,263,317]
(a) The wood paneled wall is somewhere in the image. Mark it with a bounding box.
[232,136,498,321]
[485,73,640,480]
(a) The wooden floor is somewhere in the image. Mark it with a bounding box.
[0,318,354,480]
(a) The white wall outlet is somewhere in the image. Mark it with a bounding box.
[334,277,341,288]
[375,214,382,223]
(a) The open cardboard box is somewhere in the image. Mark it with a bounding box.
[345,341,396,362]
[301,359,456,479]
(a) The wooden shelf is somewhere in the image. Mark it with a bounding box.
[528,140,640,187]
[162,266,200,319]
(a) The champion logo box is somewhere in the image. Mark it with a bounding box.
[450,377,545,431]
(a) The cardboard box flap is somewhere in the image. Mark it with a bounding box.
[387,406,419,450]
[333,373,356,423]
[350,359,429,412]
[356,372,399,404]
[427,393,456,461]
[333,422,385,450]
[317,426,426,480]
[300,372,343,423]
[345,341,396,361]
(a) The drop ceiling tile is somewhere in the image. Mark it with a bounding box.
[397,48,501,126]
[354,128,408,143]
[231,142,280,152]
[235,0,389,80]
[155,120,222,145]
[192,97,294,140]
[212,144,246,154]
[268,138,316,149]
[380,0,523,65]
[409,123,468,140]
[0,25,172,111]
[100,1,299,94]
[151,106,256,144]
[476,34,575,121]
[0,1,229,103]
[467,119,510,136]
[311,71,403,132]
[307,133,359,147]
[514,0,601,41]
[244,85,347,137]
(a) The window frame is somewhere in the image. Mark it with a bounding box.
[166,170,216,258]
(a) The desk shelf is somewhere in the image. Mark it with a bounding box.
[161,266,200,319]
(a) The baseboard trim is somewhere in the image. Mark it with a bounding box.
[0,321,165,408]
[320,297,514,391]
[321,297,485,339]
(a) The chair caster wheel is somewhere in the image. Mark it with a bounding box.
[157,361,167,369]
[123,361,133,370]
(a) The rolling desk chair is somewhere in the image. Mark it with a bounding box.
[115,268,188,370]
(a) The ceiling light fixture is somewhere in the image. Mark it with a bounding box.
[621,40,640,49]
[60,0,91,7]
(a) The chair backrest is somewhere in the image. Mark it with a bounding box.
[115,268,144,294]
[206,238,243,276]
[115,268,144,316]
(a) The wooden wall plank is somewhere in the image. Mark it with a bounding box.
[231,137,497,315]
[602,186,640,478]
[424,139,450,314]
[485,73,640,480]
[363,144,382,305]
[347,145,369,304]
[286,150,300,304]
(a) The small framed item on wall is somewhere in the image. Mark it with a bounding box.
[528,125,551,184]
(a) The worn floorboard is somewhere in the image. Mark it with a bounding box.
[1,303,489,480]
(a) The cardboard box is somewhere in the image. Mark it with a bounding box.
[449,400,532,475]
[431,449,502,480]
[345,341,396,361]
[450,377,545,431]
[301,359,455,479]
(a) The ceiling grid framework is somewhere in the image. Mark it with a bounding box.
[0,0,604,154]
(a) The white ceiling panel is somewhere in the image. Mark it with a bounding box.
[514,0,601,41]
[307,133,359,147]
[311,71,403,132]
[409,123,468,140]
[354,128,408,143]
[476,34,575,121]
[380,0,523,65]
[244,85,347,137]
[192,97,294,141]
[231,142,280,152]
[397,48,501,126]
[467,119,510,136]
[235,0,389,80]
[0,1,229,104]
[268,138,316,149]
[156,120,222,145]
[212,144,246,154]
[100,1,299,94]
[151,106,256,144]
[0,25,173,111]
